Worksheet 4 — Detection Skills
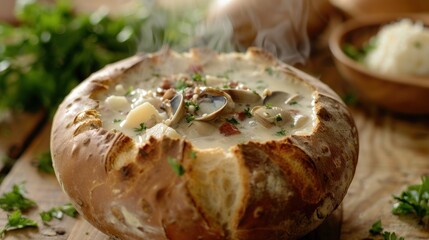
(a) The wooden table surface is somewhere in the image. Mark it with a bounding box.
[1,13,429,240]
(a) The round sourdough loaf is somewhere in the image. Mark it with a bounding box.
[51,48,358,240]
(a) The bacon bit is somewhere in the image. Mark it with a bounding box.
[229,81,238,88]
[219,122,241,136]
[237,112,247,121]
[188,64,204,74]
[160,79,172,89]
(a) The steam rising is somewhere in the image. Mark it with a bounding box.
[139,0,311,65]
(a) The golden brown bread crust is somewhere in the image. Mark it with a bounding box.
[51,48,358,239]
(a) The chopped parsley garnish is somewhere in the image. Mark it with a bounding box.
[185,101,200,111]
[414,41,422,49]
[275,114,283,122]
[125,86,134,96]
[167,157,185,176]
[0,210,37,238]
[265,67,274,76]
[186,114,195,123]
[288,101,298,105]
[342,38,376,62]
[222,85,230,89]
[175,79,188,91]
[265,103,273,109]
[244,106,252,118]
[40,203,78,222]
[113,119,122,123]
[191,73,206,85]
[0,183,36,212]
[369,220,383,235]
[133,123,147,134]
[392,175,429,225]
[190,151,197,159]
[368,220,405,240]
[35,151,54,174]
[226,117,239,125]
[275,128,286,136]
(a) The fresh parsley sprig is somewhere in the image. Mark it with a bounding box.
[392,176,429,225]
[167,157,185,176]
[40,203,78,222]
[35,151,54,174]
[0,210,37,238]
[368,220,405,240]
[0,183,36,212]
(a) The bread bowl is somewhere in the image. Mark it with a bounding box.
[50,47,358,239]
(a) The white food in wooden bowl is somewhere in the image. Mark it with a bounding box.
[51,48,358,240]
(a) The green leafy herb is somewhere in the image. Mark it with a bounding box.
[414,41,422,49]
[265,67,274,76]
[190,151,197,159]
[265,103,273,109]
[133,123,147,134]
[288,101,298,105]
[369,220,383,235]
[342,37,376,62]
[186,114,195,123]
[0,183,36,212]
[113,119,122,123]
[185,101,200,111]
[40,203,78,222]
[0,210,37,238]
[0,0,142,114]
[226,117,239,125]
[191,73,206,85]
[167,157,185,176]
[392,176,429,225]
[175,79,188,91]
[369,220,405,240]
[244,106,252,118]
[275,114,283,122]
[125,86,134,97]
[275,128,286,136]
[342,92,359,106]
[35,151,54,174]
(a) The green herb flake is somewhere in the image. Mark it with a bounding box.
[392,175,429,224]
[40,203,78,222]
[275,128,286,136]
[265,67,274,76]
[0,183,36,212]
[244,106,252,118]
[113,119,122,123]
[191,73,206,85]
[414,42,422,49]
[0,210,37,238]
[186,114,195,123]
[125,86,134,96]
[226,117,239,125]
[185,101,200,111]
[35,151,54,174]
[368,220,405,240]
[288,101,298,105]
[167,157,185,176]
[190,151,197,159]
[265,103,273,109]
[175,79,188,91]
[275,114,283,122]
[133,123,147,134]
[369,220,383,235]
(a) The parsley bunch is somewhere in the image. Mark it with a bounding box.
[392,176,429,225]
[0,210,37,238]
[0,183,36,212]
[369,220,405,240]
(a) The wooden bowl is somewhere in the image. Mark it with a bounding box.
[329,14,429,114]
[330,0,429,17]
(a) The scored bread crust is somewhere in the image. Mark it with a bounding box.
[51,48,358,240]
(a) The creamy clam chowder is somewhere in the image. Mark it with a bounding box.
[98,50,316,150]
